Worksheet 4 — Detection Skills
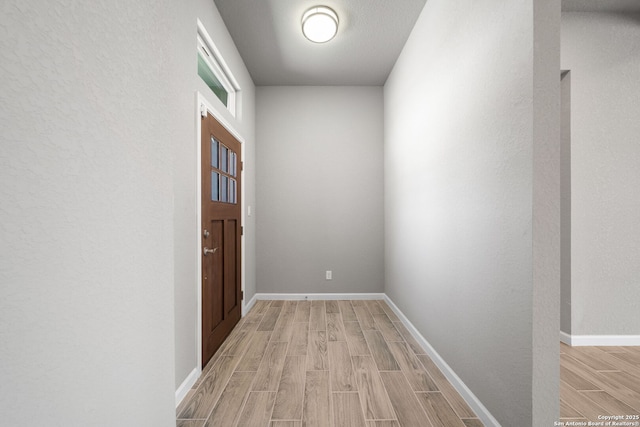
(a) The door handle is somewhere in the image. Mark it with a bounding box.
[203,247,218,256]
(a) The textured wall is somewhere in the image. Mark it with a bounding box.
[173,0,256,389]
[384,0,559,425]
[256,87,384,294]
[0,1,181,425]
[561,12,640,336]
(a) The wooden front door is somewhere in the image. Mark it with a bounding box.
[201,112,242,367]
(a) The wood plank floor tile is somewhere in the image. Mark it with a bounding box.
[223,322,259,357]
[562,352,640,412]
[237,331,272,371]
[310,300,326,331]
[416,392,466,427]
[344,321,371,356]
[372,314,403,342]
[270,301,297,342]
[282,300,298,313]
[271,311,295,343]
[326,313,346,342]
[364,300,385,314]
[204,371,254,427]
[605,370,640,394]
[560,399,584,418]
[560,380,607,421]
[332,393,367,427]
[329,341,357,391]
[610,350,640,367]
[377,301,400,322]
[597,346,629,353]
[236,391,276,427]
[251,300,271,315]
[579,348,640,379]
[178,301,488,427]
[354,306,377,330]
[272,356,306,420]
[363,330,400,371]
[560,365,599,391]
[379,371,430,427]
[562,345,619,371]
[258,306,283,332]
[338,300,358,322]
[351,355,396,420]
[288,322,309,356]
[365,421,400,427]
[302,370,331,427]
[294,301,311,322]
[388,341,437,391]
[417,355,476,418]
[461,419,484,427]
[178,356,238,419]
[579,390,638,416]
[307,330,328,371]
[325,300,340,314]
[391,321,426,355]
[252,342,288,392]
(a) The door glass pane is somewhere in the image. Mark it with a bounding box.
[211,171,219,201]
[221,176,229,202]
[211,137,219,169]
[221,145,229,173]
[230,178,236,204]
[229,152,236,177]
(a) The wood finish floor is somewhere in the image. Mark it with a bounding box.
[560,342,640,424]
[177,299,483,427]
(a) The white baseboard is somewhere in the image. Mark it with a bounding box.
[175,367,199,407]
[560,332,640,346]
[253,292,385,301]
[243,293,257,315]
[383,296,500,427]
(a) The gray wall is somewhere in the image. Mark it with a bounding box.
[0,1,183,425]
[561,12,640,336]
[384,0,560,425]
[256,86,384,294]
[173,0,256,389]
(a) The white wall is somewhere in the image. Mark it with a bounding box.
[561,12,640,336]
[173,0,256,391]
[0,1,182,425]
[256,87,384,294]
[0,0,256,422]
[384,0,560,425]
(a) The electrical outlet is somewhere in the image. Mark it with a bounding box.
[326,270,332,280]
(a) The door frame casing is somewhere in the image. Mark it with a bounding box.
[195,92,245,372]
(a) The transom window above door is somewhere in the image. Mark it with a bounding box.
[197,20,240,116]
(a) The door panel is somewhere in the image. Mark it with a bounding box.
[201,112,242,367]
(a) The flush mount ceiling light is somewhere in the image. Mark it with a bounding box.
[302,6,339,43]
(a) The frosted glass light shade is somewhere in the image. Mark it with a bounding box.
[302,6,339,43]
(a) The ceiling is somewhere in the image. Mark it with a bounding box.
[213,0,427,86]
[213,0,639,86]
